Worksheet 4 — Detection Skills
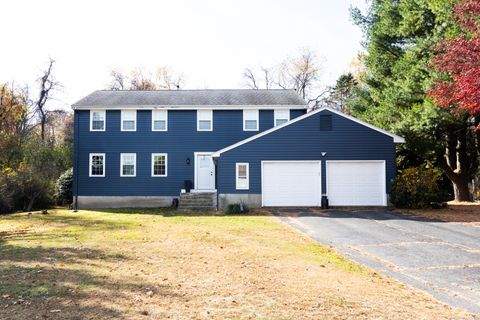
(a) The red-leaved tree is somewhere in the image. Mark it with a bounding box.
[429,0,480,121]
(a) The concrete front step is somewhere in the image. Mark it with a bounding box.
[178,192,217,211]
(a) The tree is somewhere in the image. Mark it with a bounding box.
[34,58,61,141]
[350,0,478,202]
[329,73,358,113]
[242,48,323,100]
[108,66,184,91]
[429,0,480,118]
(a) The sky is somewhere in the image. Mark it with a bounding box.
[0,0,368,109]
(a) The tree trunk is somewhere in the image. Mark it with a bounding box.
[452,177,471,202]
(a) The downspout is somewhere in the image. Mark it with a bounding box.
[213,156,219,211]
[73,109,79,211]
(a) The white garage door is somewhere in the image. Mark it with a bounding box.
[262,161,321,206]
[327,161,386,206]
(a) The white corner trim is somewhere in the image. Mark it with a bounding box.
[212,106,405,157]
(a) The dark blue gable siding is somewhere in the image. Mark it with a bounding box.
[217,110,397,194]
[74,109,305,196]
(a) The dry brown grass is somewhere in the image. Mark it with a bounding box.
[397,202,480,224]
[0,209,474,319]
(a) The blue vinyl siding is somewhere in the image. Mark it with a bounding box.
[74,108,305,196]
[217,110,397,194]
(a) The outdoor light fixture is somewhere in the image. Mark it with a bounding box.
[186,157,191,165]
[321,152,327,157]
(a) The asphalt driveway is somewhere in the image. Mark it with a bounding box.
[275,209,480,313]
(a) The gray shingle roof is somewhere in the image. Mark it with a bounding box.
[72,89,306,108]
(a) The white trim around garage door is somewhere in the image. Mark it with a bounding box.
[261,160,322,207]
[326,160,387,206]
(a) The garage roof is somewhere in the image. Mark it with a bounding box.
[212,106,405,157]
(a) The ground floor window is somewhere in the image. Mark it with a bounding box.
[120,153,136,177]
[236,163,249,190]
[89,153,105,177]
[152,153,168,177]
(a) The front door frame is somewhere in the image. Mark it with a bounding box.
[194,152,216,191]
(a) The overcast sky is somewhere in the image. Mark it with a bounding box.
[0,0,367,109]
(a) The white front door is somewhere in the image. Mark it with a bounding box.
[195,153,215,190]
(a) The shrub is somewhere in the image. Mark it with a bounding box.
[55,168,73,205]
[390,166,442,208]
[225,203,249,214]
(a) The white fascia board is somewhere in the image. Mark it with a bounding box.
[71,104,307,110]
[212,106,405,158]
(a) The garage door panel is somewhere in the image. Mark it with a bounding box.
[263,162,321,207]
[327,161,385,206]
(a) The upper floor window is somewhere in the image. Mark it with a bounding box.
[236,163,249,190]
[197,110,213,131]
[274,109,290,126]
[152,110,168,131]
[151,153,168,177]
[243,109,259,131]
[121,110,136,131]
[90,110,105,131]
[120,153,136,177]
[89,153,105,177]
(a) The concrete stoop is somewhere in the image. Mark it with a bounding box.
[178,192,217,211]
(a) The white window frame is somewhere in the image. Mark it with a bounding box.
[197,109,213,131]
[243,109,259,131]
[152,110,168,131]
[120,153,136,177]
[89,153,105,177]
[121,110,137,132]
[90,110,106,132]
[274,109,290,126]
[151,153,168,177]
[236,162,249,190]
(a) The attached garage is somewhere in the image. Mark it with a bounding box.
[213,106,405,209]
[327,161,386,206]
[262,161,321,206]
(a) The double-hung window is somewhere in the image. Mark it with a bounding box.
[121,110,136,131]
[274,109,290,126]
[152,110,168,131]
[197,110,213,131]
[151,153,167,177]
[243,109,259,131]
[120,153,136,177]
[90,110,106,131]
[89,153,105,177]
[236,163,249,190]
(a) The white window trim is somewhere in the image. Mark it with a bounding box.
[152,110,168,131]
[89,153,105,177]
[197,109,213,131]
[120,153,136,177]
[274,109,290,126]
[90,110,106,132]
[151,153,168,177]
[236,162,249,190]
[121,110,137,132]
[243,109,259,131]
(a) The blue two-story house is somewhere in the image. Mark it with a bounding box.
[72,89,404,209]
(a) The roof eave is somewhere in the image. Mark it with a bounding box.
[71,104,308,110]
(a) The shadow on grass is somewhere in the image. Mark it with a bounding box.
[0,240,182,319]
[94,207,273,217]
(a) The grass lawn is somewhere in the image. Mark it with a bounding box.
[0,208,472,319]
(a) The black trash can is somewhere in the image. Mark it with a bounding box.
[184,180,193,193]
